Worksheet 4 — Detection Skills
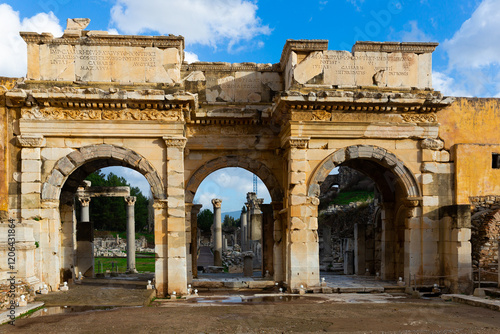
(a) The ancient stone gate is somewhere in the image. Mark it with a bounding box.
[2,19,500,296]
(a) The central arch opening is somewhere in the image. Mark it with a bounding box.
[192,167,273,279]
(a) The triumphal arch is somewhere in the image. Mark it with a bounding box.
[1,19,499,297]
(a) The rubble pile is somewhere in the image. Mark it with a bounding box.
[221,244,244,273]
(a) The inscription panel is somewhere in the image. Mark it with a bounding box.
[205,71,281,103]
[300,50,429,88]
[36,44,180,83]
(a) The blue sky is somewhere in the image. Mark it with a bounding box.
[1,0,498,211]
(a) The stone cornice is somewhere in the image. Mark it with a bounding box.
[279,39,329,70]
[352,41,439,54]
[20,31,184,51]
[271,89,453,125]
[182,62,279,72]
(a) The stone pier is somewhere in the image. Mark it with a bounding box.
[212,199,222,266]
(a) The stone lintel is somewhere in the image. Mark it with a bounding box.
[76,186,130,198]
[352,41,439,54]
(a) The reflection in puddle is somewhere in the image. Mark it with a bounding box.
[190,296,305,304]
[27,306,117,318]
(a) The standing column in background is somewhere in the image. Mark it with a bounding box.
[212,198,223,266]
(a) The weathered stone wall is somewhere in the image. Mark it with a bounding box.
[470,197,500,281]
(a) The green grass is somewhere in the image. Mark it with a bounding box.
[95,253,155,273]
[330,190,374,206]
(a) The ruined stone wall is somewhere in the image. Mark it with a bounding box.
[470,196,500,281]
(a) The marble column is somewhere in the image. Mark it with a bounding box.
[212,198,222,266]
[80,197,90,222]
[125,196,137,274]
[240,210,248,251]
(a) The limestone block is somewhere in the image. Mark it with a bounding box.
[451,229,471,242]
[421,162,453,174]
[21,148,40,160]
[290,195,306,206]
[234,71,262,103]
[42,183,58,200]
[387,53,418,88]
[290,184,307,196]
[167,173,184,188]
[421,173,433,185]
[291,217,306,230]
[21,182,41,194]
[418,53,432,88]
[291,149,306,160]
[22,172,41,183]
[294,51,323,85]
[290,172,306,185]
[322,51,355,86]
[21,194,40,208]
[47,169,64,187]
[21,160,41,173]
[354,51,388,87]
[55,157,75,176]
[41,148,74,161]
[290,160,307,172]
[423,196,439,207]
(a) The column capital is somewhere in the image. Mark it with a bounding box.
[17,134,46,148]
[163,136,187,148]
[152,199,168,210]
[282,136,310,149]
[124,196,136,206]
[211,198,222,209]
[78,197,91,207]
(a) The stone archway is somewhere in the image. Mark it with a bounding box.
[306,145,422,282]
[184,155,285,281]
[39,144,166,291]
[185,155,283,204]
[41,144,165,203]
[308,145,421,200]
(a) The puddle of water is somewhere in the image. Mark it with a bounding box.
[190,296,305,304]
[27,306,117,318]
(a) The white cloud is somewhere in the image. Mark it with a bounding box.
[0,4,63,77]
[184,51,199,63]
[432,71,471,97]
[400,21,432,42]
[110,0,271,52]
[444,0,500,69]
[437,0,500,97]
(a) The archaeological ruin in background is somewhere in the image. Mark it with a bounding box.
[1,18,499,297]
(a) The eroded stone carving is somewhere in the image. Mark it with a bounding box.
[21,108,184,121]
[401,114,437,123]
